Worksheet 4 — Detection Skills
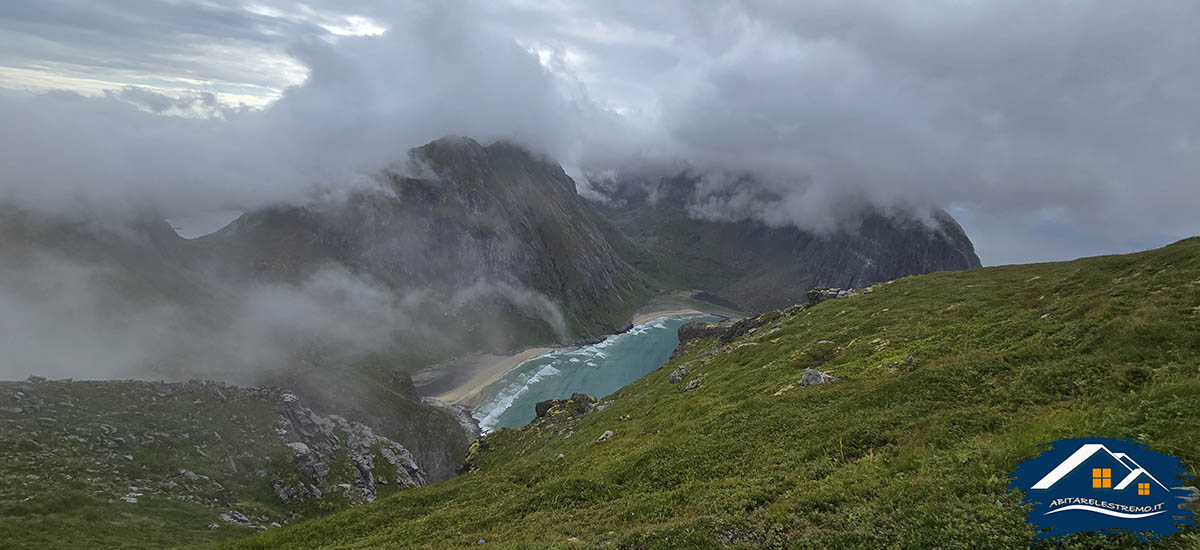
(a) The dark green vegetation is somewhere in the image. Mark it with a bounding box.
[593,173,981,313]
[0,380,285,549]
[0,378,434,550]
[230,238,1200,549]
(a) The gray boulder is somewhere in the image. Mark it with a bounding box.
[270,392,427,505]
[799,368,838,386]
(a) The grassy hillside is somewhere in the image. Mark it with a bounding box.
[0,380,282,550]
[0,378,441,550]
[229,238,1200,549]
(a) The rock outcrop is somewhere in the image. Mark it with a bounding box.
[674,287,867,356]
[270,391,426,504]
[674,311,782,354]
[533,393,597,419]
[806,287,860,307]
[799,368,838,386]
[463,393,599,474]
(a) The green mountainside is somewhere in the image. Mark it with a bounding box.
[0,377,443,550]
[228,238,1200,549]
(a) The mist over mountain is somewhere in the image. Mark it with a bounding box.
[194,137,651,347]
[0,206,443,382]
[588,173,980,312]
[5,2,1200,265]
[0,134,985,384]
[0,133,985,530]
[2,2,1199,548]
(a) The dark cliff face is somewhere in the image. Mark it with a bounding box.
[588,173,981,313]
[198,137,649,348]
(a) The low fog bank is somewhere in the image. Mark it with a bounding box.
[584,168,961,238]
[0,248,569,384]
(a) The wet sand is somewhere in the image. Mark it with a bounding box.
[416,298,740,409]
[628,307,707,326]
[416,347,554,406]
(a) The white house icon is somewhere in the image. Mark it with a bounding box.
[1031,443,1169,491]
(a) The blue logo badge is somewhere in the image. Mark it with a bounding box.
[1010,437,1195,540]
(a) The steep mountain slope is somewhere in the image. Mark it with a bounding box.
[1,137,979,363]
[591,174,981,312]
[197,137,651,353]
[230,238,1199,549]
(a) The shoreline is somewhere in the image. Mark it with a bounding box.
[419,347,555,407]
[628,307,708,326]
[624,291,745,326]
[417,296,744,409]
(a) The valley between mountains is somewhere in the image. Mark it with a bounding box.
[4,137,1195,549]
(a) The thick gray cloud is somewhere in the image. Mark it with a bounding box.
[2,0,1199,264]
[0,254,424,381]
[0,1,592,219]
[0,251,570,381]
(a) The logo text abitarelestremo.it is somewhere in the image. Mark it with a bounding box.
[1009,437,1195,540]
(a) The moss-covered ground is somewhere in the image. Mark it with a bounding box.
[228,238,1200,549]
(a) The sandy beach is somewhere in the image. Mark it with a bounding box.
[628,307,707,326]
[416,298,740,409]
[625,291,744,326]
[420,347,554,406]
[416,309,702,407]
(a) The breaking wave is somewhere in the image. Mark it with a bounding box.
[471,314,715,432]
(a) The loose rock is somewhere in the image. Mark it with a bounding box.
[799,368,838,386]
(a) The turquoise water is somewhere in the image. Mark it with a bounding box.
[472,315,719,431]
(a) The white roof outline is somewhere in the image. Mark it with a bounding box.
[1030,443,1168,491]
[1114,457,1169,491]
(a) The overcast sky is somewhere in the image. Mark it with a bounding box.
[1,0,1198,265]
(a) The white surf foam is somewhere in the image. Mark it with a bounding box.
[470,313,713,432]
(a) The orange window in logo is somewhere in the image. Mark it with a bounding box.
[1138,482,1150,495]
[1092,468,1112,488]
